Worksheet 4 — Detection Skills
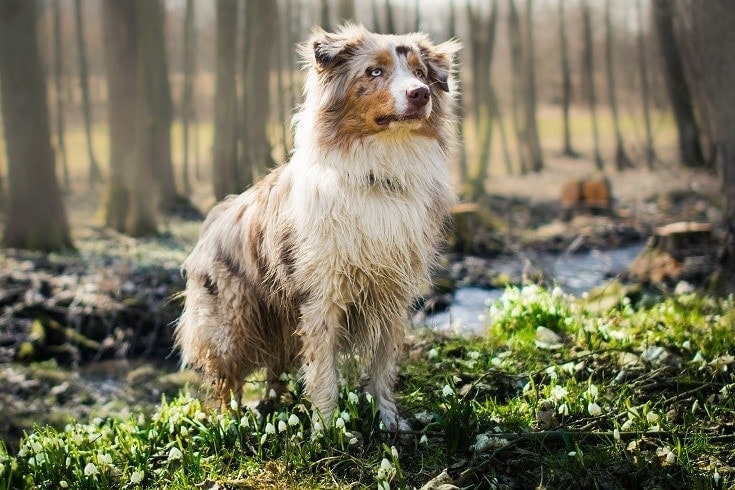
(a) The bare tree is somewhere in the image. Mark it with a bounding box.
[604,0,633,171]
[682,0,735,288]
[636,0,656,168]
[652,0,705,168]
[181,0,197,195]
[337,0,355,23]
[0,0,73,250]
[51,0,70,190]
[508,0,527,174]
[581,0,603,170]
[74,0,102,186]
[319,0,330,29]
[241,0,278,186]
[100,0,137,231]
[212,0,239,200]
[557,0,578,158]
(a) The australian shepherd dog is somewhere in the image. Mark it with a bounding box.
[175,24,460,431]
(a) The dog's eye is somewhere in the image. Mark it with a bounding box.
[369,68,383,77]
[415,69,425,79]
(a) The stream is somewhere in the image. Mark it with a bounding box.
[419,242,646,334]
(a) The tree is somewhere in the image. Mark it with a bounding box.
[651,0,706,168]
[240,0,278,187]
[51,0,70,190]
[100,0,137,232]
[635,0,656,168]
[0,0,73,251]
[581,0,603,170]
[604,0,633,171]
[181,0,197,195]
[681,0,735,288]
[557,0,578,158]
[74,0,102,186]
[337,0,355,23]
[212,0,239,200]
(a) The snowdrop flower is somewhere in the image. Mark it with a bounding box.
[167,447,183,462]
[442,384,454,397]
[586,384,599,398]
[467,350,481,360]
[340,411,351,423]
[420,434,428,444]
[288,413,300,426]
[378,481,390,490]
[391,446,399,459]
[230,398,239,411]
[568,451,577,457]
[588,402,602,416]
[558,403,569,416]
[365,393,374,404]
[613,428,621,441]
[260,434,267,445]
[240,415,250,428]
[380,458,393,471]
[550,385,567,401]
[264,422,276,435]
[428,348,439,359]
[349,436,358,445]
[335,417,345,430]
[59,482,68,488]
[279,372,289,381]
[130,470,144,484]
[268,389,277,399]
[84,462,99,476]
[97,453,112,466]
[348,391,359,405]
[646,412,659,424]
[278,420,288,433]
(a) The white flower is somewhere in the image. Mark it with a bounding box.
[288,413,300,426]
[588,402,602,416]
[378,481,390,490]
[646,412,659,424]
[467,350,480,360]
[340,411,351,423]
[380,458,393,471]
[420,434,428,444]
[240,415,250,428]
[557,403,569,416]
[279,372,289,381]
[414,411,434,424]
[613,428,621,441]
[365,393,374,404]
[84,462,99,476]
[59,482,68,488]
[335,417,345,430]
[550,385,567,401]
[278,420,288,433]
[442,384,454,397]
[264,422,276,435]
[97,453,113,466]
[31,441,42,453]
[230,398,239,411]
[568,451,577,457]
[586,384,599,398]
[428,349,439,359]
[349,437,358,445]
[391,446,399,459]
[130,470,144,484]
[348,392,359,405]
[167,447,183,462]
[260,434,267,445]
[268,389,277,399]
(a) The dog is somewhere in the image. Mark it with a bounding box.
[175,24,460,431]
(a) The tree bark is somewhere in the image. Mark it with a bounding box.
[636,0,656,168]
[240,0,277,187]
[51,0,70,190]
[508,0,527,174]
[181,0,196,195]
[581,0,603,170]
[683,0,735,289]
[652,0,706,168]
[557,0,578,158]
[74,0,102,186]
[337,0,355,23]
[523,0,543,172]
[604,0,633,171]
[212,0,239,200]
[0,0,73,251]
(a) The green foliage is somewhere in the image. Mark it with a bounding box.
[1,286,733,488]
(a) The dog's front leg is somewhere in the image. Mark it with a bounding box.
[299,304,340,428]
[366,320,409,433]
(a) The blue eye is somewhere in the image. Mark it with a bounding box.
[370,68,383,77]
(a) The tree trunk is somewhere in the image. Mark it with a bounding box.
[557,0,578,158]
[581,0,603,170]
[100,0,137,232]
[636,0,656,168]
[384,0,396,33]
[74,0,102,187]
[51,0,70,190]
[138,0,178,212]
[508,0,527,174]
[181,0,196,195]
[241,0,277,187]
[337,0,355,23]
[523,0,543,172]
[319,0,330,29]
[212,0,239,200]
[604,0,633,171]
[683,0,735,289]
[0,0,73,251]
[448,0,468,186]
[652,0,706,168]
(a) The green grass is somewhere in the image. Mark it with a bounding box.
[1,285,733,488]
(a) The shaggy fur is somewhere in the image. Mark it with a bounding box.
[176,24,460,430]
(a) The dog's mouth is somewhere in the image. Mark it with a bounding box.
[375,112,426,126]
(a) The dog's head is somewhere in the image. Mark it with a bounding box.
[299,24,461,151]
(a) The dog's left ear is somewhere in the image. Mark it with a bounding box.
[304,24,362,72]
[419,39,462,93]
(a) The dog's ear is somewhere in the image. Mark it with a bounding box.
[304,25,361,72]
[419,39,462,93]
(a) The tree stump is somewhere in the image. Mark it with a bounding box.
[629,222,716,284]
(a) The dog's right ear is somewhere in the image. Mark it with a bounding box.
[303,25,361,72]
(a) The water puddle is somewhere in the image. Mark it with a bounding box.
[419,243,645,334]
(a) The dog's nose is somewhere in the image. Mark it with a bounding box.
[407,86,430,109]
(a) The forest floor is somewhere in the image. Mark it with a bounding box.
[0,154,731,488]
